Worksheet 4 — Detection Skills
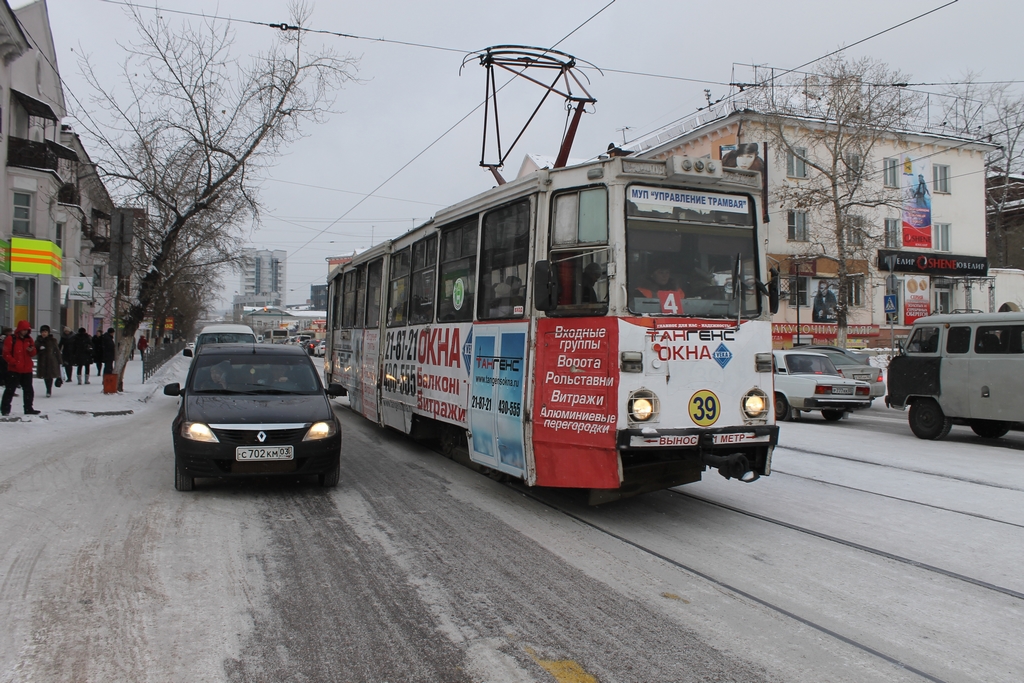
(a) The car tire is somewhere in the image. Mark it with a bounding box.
[174,461,194,492]
[319,462,340,487]
[970,420,1011,439]
[821,409,845,422]
[774,393,790,422]
[908,399,952,440]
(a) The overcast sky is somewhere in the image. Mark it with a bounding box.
[37,0,1024,307]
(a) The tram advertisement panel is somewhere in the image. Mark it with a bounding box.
[469,324,527,477]
[381,323,472,430]
[532,318,619,488]
[361,330,379,422]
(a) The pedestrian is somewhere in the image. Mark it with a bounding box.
[59,326,74,381]
[72,327,93,384]
[137,335,148,361]
[93,332,103,376]
[1,320,40,416]
[34,325,63,398]
[0,326,11,396]
[101,327,116,376]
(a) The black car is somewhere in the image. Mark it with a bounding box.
[164,344,344,491]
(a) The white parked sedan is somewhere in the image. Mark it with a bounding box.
[773,350,873,421]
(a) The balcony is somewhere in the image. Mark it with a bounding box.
[7,136,79,173]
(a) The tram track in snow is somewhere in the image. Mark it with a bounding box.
[770,468,1024,530]
[778,445,1024,493]
[507,483,951,683]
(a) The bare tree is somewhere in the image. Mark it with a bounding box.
[943,77,1024,267]
[749,56,921,346]
[73,1,358,379]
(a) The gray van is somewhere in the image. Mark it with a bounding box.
[887,312,1024,440]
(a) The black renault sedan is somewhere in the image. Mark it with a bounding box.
[164,344,343,491]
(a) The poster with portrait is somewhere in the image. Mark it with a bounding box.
[720,142,769,222]
[810,278,838,323]
[901,154,932,248]
[903,275,931,324]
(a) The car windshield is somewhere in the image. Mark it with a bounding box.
[785,354,840,376]
[197,332,256,346]
[189,355,321,394]
[625,185,759,319]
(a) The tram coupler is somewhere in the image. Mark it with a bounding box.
[698,433,758,482]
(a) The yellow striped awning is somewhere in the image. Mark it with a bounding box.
[11,237,61,277]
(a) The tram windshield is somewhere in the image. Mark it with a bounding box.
[625,186,759,318]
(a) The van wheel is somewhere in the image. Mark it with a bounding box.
[821,409,845,422]
[971,420,1011,439]
[908,399,952,440]
[774,393,790,422]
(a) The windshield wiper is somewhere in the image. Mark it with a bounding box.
[247,388,297,394]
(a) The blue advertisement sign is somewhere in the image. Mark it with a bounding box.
[469,324,527,477]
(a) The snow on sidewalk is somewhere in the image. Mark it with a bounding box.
[0,353,191,450]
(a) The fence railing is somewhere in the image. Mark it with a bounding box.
[142,340,186,383]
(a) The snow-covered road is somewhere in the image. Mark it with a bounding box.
[1,371,1020,682]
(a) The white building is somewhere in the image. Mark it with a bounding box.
[633,103,1001,347]
[238,248,286,305]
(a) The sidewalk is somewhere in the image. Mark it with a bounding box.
[1,353,190,448]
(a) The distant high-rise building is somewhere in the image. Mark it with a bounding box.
[240,249,286,302]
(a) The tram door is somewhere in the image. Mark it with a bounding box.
[468,323,528,478]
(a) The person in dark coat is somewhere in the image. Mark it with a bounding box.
[2,320,39,416]
[137,335,148,360]
[35,325,63,398]
[59,326,74,381]
[93,332,104,375]
[101,327,117,376]
[72,327,94,384]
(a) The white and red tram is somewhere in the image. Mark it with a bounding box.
[325,155,779,503]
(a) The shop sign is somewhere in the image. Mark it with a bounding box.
[772,323,880,339]
[877,249,988,277]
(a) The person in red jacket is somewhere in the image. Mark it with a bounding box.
[2,320,40,416]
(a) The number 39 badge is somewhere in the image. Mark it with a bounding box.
[688,389,720,426]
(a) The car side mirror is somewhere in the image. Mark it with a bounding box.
[183,348,193,357]
[534,260,558,312]
[327,382,347,397]
[163,382,181,396]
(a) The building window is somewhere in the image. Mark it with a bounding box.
[92,265,104,289]
[883,158,900,188]
[934,222,951,252]
[787,211,808,241]
[933,164,950,193]
[55,221,64,250]
[788,276,808,307]
[787,147,808,178]
[935,286,952,314]
[846,277,864,307]
[845,154,862,183]
[845,215,866,247]
[14,277,34,326]
[13,192,31,235]
[884,218,900,248]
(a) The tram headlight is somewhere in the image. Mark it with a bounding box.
[741,388,770,423]
[628,389,660,423]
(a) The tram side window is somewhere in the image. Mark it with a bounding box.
[437,217,477,322]
[328,278,341,331]
[549,188,609,314]
[479,200,530,320]
[387,248,412,327]
[906,326,939,354]
[354,265,367,328]
[341,270,357,328]
[365,259,383,328]
[409,235,437,325]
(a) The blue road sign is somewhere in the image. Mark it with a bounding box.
[884,295,898,314]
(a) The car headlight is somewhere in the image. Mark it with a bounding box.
[303,421,337,441]
[741,388,770,421]
[627,389,660,423]
[181,422,219,442]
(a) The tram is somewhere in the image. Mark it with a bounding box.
[325,154,780,503]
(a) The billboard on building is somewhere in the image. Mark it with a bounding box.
[901,155,932,248]
[68,276,93,301]
[903,275,931,324]
[810,278,838,323]
[720,142,769,222]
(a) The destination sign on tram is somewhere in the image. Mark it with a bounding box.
[628,186,750,214]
